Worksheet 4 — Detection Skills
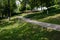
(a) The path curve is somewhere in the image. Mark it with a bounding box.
[17,16,60,31]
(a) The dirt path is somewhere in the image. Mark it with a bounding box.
[17,16,60,31]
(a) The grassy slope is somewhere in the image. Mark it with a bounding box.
[24,8,60,25]
[0,16,60,40]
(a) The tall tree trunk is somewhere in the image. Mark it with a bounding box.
[41,0,43,12]
[8,0,10,20]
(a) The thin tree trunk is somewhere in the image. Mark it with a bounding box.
[47,7,49,14]
[47,10,48,14]
[41,0,43,12]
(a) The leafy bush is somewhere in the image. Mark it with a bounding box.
[26,4,31,10]
[19,4,26,11]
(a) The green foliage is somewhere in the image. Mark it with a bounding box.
[28,0,41,10]
[10,0,17,13]
[26,4,31,10]
[27,0,55,9]
[19,4,26,11]
[19,0,26,11]
[44,0,55,7]
[0,0,17,18]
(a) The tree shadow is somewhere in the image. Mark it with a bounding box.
[0,18,18,28]
[0,21,15,27]
[11,13,21,17]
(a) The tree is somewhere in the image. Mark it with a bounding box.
[28,0,41,10]
[19,0,27,11]
[8,0,10,20]
[42,0,55,14]
[0,0,17,19]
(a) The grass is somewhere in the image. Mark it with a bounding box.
[24,7,60,25]
[0,17,60,40]
[0,7,60,40]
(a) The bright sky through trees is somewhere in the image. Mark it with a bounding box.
[16,0,20,5]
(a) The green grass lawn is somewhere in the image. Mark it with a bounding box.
[0,17,60,40]
[24,8,60,25]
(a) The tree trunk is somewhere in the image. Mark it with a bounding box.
[41,0,43,12]
[8,0,10,21]
[47,9,48,14]
[41,6,42,12]
[47,7,49,14]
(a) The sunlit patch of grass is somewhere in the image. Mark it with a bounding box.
[20,13,28,16]
[38,14,60,24]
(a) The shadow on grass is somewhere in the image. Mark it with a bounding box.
[11,13,21,17]
[0,21,14,27]
[0,13,21,20]
[0,18,19,28]
[24,8,60,20]
[0,22,60,40]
